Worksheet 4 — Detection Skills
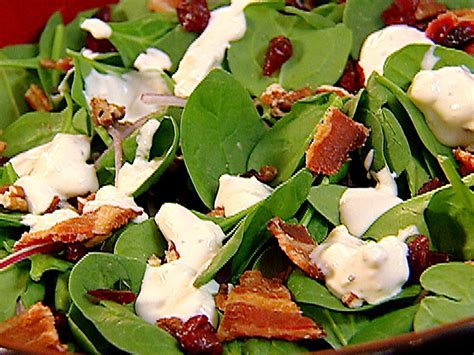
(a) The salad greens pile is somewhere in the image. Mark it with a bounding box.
[0,0,473,353]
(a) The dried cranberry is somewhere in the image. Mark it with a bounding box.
[177,0,210,34]
[417,177,444,195]
[94,5,113,22]
[337,59,365,94]
[178,315,223,355]
[445,21,474,47]
[382,0,418,25]
[85,6,117,53]
[87,289,137,305]
[425,13,457,45]
[64,243,87,262]
[408,235,449,282]
[263,36,293,77]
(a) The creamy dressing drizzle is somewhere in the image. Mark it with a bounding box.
[80,18,112,39]
[214,174,273,217]
[136,203,225,325]
[172,0,255,97]
[134,48,172,72]
[22,209,79,233]
[420,46,440,70]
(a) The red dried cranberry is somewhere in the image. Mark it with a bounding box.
[337,59,365,94]
[445,21,474,47]
[87,289,137,305]
[408,235,449,282]
[94,5,113,22]
[382,0,418,25]
[178,315,223,355]
[177,0,210,34]
[417,177,444,195]
[263,36,293,76]
[425,13,457,45]
[64,243,87,262]
[85,6,117,53]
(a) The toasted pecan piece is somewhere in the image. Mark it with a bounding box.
[217,270,325,342]
[90,97,126,127]
[0,303,67,353]
[260,84,314,117]
[268,217,324,280]
[40,57,74,71]
[25,84,52,112]
[306,107,369,175]
[0,185,28,212]
[14,205,140,251]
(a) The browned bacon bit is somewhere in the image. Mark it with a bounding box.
[267,217,324,280]
[157,315,223,355]
[25,84,52,112]
[242,165,278,184]
[454,148,474,176]
[408,235,449,282]
[87,289,137,305]
[0,303,67,353]
[149,0,179,13]
[417,177,444,195]
[217,270,325,342]
[208,206,225,217]
[0,185,28,212]
[284,0,317,11]
[14,205,141,251]
[90,97,126,127]
[40,57,74,71]
[260,84,313,117]
[306,108,370,176]
[382,0,446,26]
[177,0,210,34]
[215,284,229,311]
[426,11,474,51]
[263,36,293,77]
[85,6,117,53]
[336,59,365,94]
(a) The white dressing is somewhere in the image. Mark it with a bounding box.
[117,119,162,196]
[172,0,254,97]
[10,134,99,214]
[340,166,402,237]
[136,203,225,325]
[134,48,172,72]
[408,66,474,147]
[84,69,170,124]
[420,46,440,70]
[214,174,273,217]
[80,18,112,39]
[310,225,410,306]
[359,25,433,83]
[22,209,79,233]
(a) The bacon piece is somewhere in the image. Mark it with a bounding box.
[87,289,137,305]
[306,108,369,175]
[408,235,449,282]
[241,165,278,184]
[90,97,126,127]
[454,147,474,177]
[0,303,67,353]
[14,205,140,251]
[217,270,325,342]
[260,84,314,117]
[40,57,74,71]
[157,315,223,355]
[25,84,52,112]
[267,217,324,280]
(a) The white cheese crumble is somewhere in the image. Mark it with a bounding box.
[214,174,273,217]
[10,134,99,214]
[408,66,474,147]
[359,25,433,83]
[310,225,411,306]
[136,203,226,325]
[134,48,172,72]
[172,0,255,97]
[84,69,170,124]
[339,166,402,237]
[80,18,112,39]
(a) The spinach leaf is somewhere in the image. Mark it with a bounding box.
[181,69,266,208]
[69,252,181,354]
[194,169,313,286]
[384,44,474,90]
[113,0,150,20]
[20,278,46,308]
[300,204,329,243]
[0,262,29,321]
[153,26,197,73]
[349,305,419,345]
[0,211,23,228]
[252,244,292,279]
[224,338,307,354]
[414,263,474,331]
[442,0,474,7]
[287,269,421,312]
[114,219,167,262]
[108,14,177,67]
[307,184,347,226]
[342,0,392,58]
[64,10,96,51]
[248,93,342,185]
[55,271,71,313]
[283,6,336,29]
[228,4,352,96]
[313,3,345,23]
[365,173,474,240]
[301,304,369,348]
[29,254,72,282]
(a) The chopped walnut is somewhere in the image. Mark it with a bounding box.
[90,97,126,127]
[260,84,314,117]
[165,241,180,263]
[0,185,29,212]
[208,206,225,217]
[25,84,52,112]
[341,292,364,308]
[40,57,74,71]
[0,141,7,155]
[77,193,96,214]
[44,196,62,214]
[242,165,278,184]
[148,255,162,267]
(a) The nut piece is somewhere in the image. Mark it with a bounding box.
[0,141,7,155]
[341,292,364,308]
[260,84,313,117]
[25,84,52,112]
[0,185,29,212]
[40,57,74,71]
[90,97,126,127]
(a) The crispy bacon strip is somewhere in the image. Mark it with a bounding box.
[14,205,140,251]
[217,270,325,342]
[306,108,369,175]
[454,148,474,177]
[157,315,223,355]
[268,217,324,280]
[0,303,67,353]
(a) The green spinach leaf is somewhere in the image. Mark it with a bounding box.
[153,26,197,73]
[20,278,46,308]
[0,262,29,321]
[29,254,72,282]
[224,338,307,354]
[307,184,347,226]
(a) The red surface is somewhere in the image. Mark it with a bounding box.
[0,0,118,48]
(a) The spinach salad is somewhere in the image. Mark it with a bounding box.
[0,0,473,353]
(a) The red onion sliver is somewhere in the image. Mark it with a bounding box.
[0,243,63,270]
[140,93,187,107]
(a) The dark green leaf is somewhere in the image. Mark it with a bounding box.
[154,26,197,73]
[55,271,71,313]
[307,184,347,226]
[0,262,29,321]
[0,211,23,228]
[29,254,72,282]
[20,278,46,308]
[224,338,307,354]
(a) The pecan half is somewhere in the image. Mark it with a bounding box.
[25,84,52,112]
